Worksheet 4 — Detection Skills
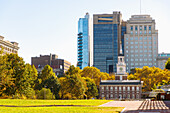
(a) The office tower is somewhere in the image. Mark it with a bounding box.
[0,35,19,54]
[31,54,71,76]
[157,53,170,70]
[93,11,125,73]
[77,13,92,69]
[124,15,158,72]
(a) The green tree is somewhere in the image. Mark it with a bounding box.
[41,65,56,81]
[165,58,170,70]
[59,74,86,99]
[65,65,82,75]
[83,77,98,99]
[37,88,55,100]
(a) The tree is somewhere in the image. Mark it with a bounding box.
[59,74,86,99]
[0,53,38,98]
[83,77,98,99]
[81,66,112,86]
[165,58,170,70]
[41,65,56,81]
[37,88,55,100]
[128,66,170,92]
[65,65,82,75]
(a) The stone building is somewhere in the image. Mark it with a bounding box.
[124,15,158,72]
[31,54,71,76]
[157,53,170,70]
[99,42,143,100]
[0,35,19,54]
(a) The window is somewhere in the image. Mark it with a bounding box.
[149,26,151,30]
[126,46,128,49]
[135,63,138,66]
[140,42,143,44]
[139,59,143,61]
[111,94,113,98]
[144,37,147,40]
[135,50,138,53]
[131,46,133,48]
[102,87,104,90]
[106,86,108,90]
[135,37,138,40]
[131,50,134,53]
[149,42,152,44]
[126,50,128,53]
[136,94,139,99]
[140,50,143,53]
[149,31,151,34]
[131,31,133,35]
[144,50,147,52]
[126,37,128,40]
[102,94,104,97]
[144,31,147,34]
[131,26,133,31]
[128,87,130,91]
[119,87,121,91]
[140,37,143,40]
[135,46,138,48]
[115,87,117,91]
[123,87,126,91]
[135,59,138,61]
[135,54,138,57]
[130,42,134,44]
[110,86,113,91]
[127,94,130,99]
[148,37,152,40]
[144,59,147,61]
[126,59,128,61]
[144,42,147,44]
[144,25,147,30]
[135,42,138,44]
[126,42,128,44]
[135,31,138,34]
[132,94,135,99]
[132,86,135,91]
[130,37,133,40]
[144,46,147,48]
[135,26,138,30]
[140,31,142,34]
[131,59,134,61]
[140,26,142,30]
[131,54,134,57]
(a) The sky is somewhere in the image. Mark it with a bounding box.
[0,0,170,66]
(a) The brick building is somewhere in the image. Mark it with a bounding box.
[31,54,71,76]
[99,42,143,100]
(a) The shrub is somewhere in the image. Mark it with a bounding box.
[37,88,55,100]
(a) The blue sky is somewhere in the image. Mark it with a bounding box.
[0,0,169,65]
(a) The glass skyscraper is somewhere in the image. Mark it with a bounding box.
[93,12,125,73]
[77,13,92,69]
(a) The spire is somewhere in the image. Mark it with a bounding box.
[120,40,123,55]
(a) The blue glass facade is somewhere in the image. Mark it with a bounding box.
[93,24,118,73]
[121,26,126,55]
[77,14,90,69]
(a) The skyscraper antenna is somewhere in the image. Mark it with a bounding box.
[140,0,141,14]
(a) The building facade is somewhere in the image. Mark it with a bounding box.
[124,15,158,72]
[93,11,126,73]
[31,54,71,76]
[157,53,170,70]
[0,35,19,54]
[99,42,143,100]
[77,13,92,69]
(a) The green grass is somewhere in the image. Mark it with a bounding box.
[0,99,111,106]
[0,99,124,113]
[0,107,124,113]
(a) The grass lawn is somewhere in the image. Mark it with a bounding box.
[0,107,124,113]
[0,99,111,106]
[0,99,124,113]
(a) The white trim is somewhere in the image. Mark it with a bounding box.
[121,108,126,113]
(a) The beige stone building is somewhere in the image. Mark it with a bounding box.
[0,35,19,54]
[124,15,158,72]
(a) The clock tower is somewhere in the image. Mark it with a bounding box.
[115,41,127,80]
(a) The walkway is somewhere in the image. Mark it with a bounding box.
[99,100,170,113]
